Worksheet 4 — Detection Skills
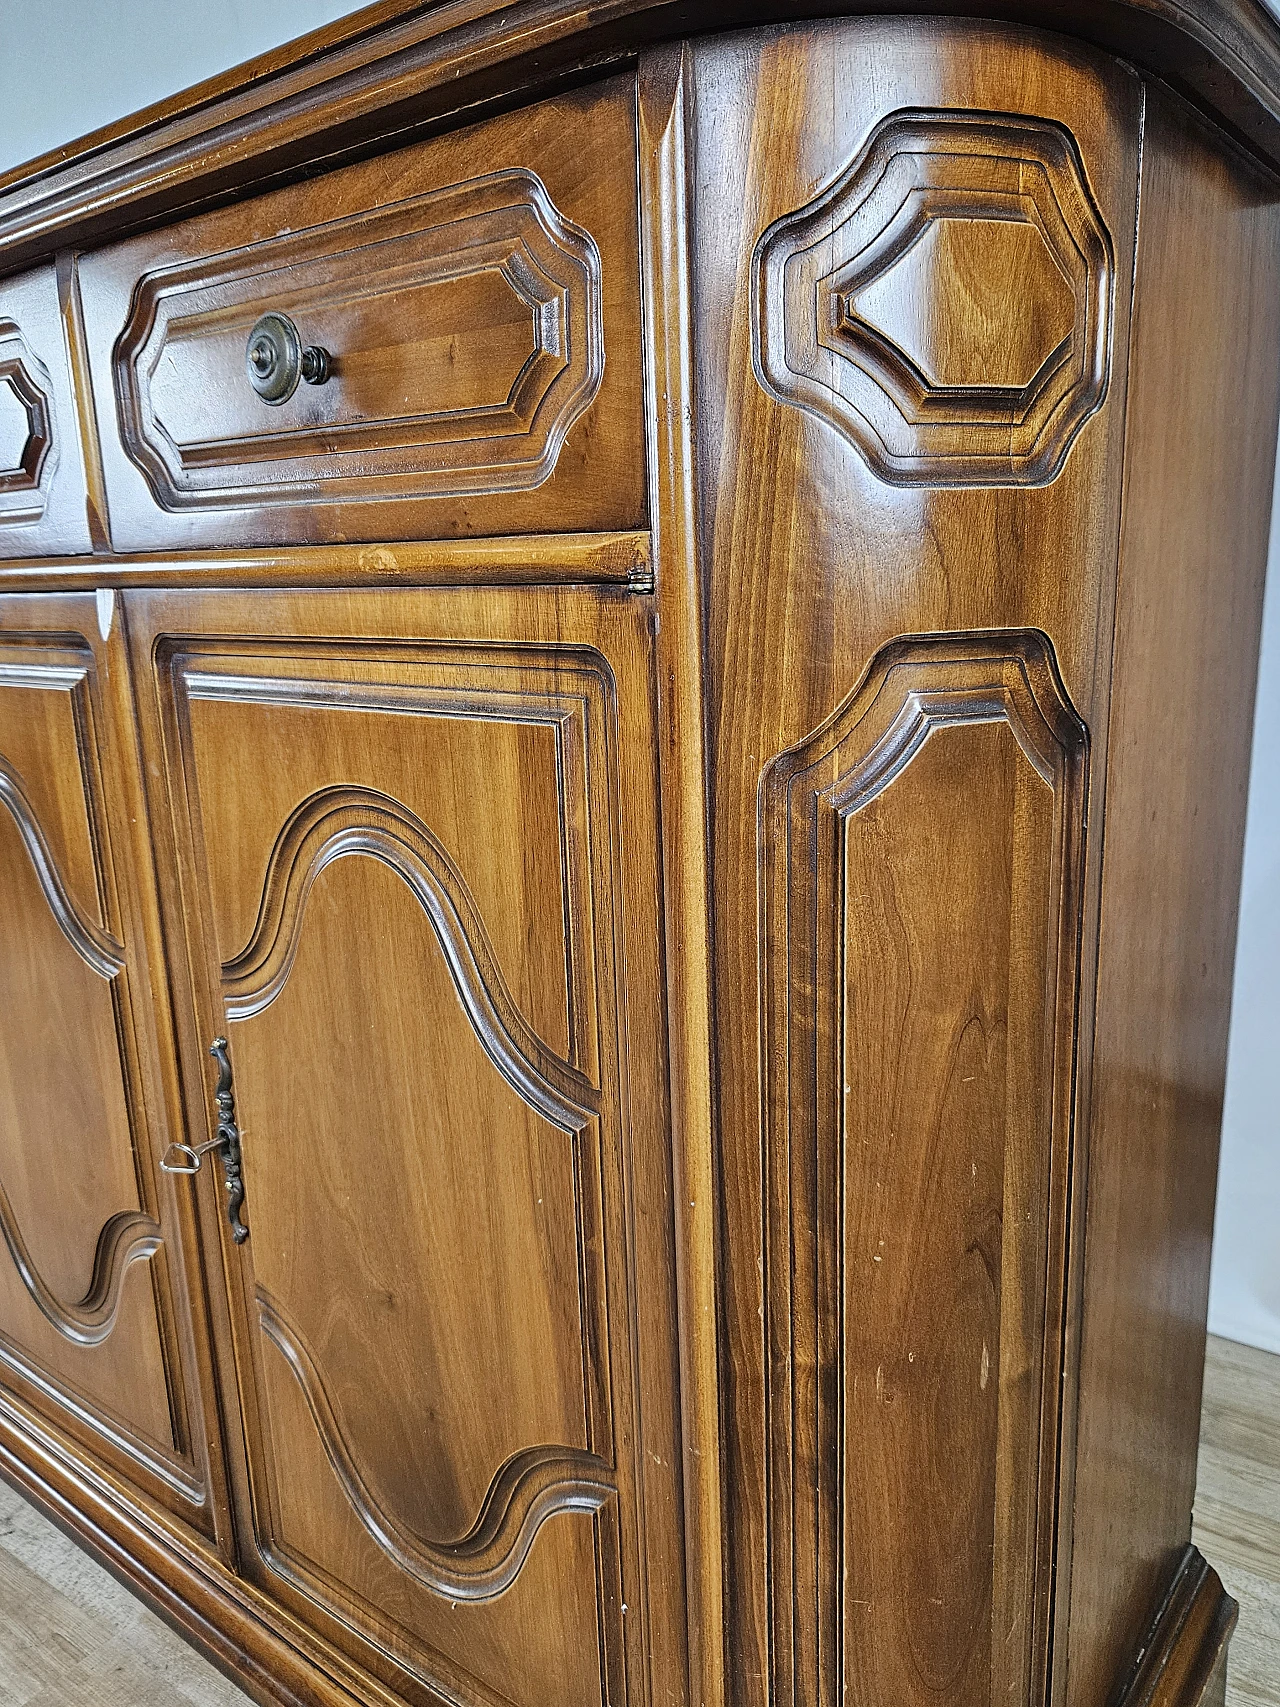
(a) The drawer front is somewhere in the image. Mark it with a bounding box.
[0,267,93,558]
[79,78,645,551]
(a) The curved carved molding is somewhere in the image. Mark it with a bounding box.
[0,0,1278,286]
[1113,1545,1237,1706]
[0,1190,160,1348]
[769,628,1088,809]
[221,784,599,1131]
[0,318,59,526]
[0,752,154,1345]
[752,110,1114,486]
[259,1289,615,1601]
[0,754,124,978]
[115,168,605,511]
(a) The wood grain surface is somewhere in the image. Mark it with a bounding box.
[0,9,1276,1707]
[1063,80,1280,1707]
[1,1333,1275,1706]
[1,0,1280,275]
[124,583,689,1707]
[0,267,92,558]
[77,79,645,551]
[0,591,219,1539]
[689,22,1142,1707]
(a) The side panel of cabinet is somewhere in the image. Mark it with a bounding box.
[761,636,1087,1707]
[1064,84,1280,1707]
[688,20,1141,1707]
[126,586,688,1707]
[0,592,214,1533]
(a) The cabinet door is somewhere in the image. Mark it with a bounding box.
[0,592,214,1530]
[129,587,687,1707]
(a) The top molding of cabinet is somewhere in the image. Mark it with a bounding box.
[2,0,1280,275]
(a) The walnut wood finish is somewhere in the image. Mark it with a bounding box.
[1112,1547,1238,1707]
[0,592,219,1534]
[77,80,645,550]
[0,532,652,592]
[0,9,1276,1707]
[0,267,92,557]
[1064,80,1280,1707]
[4,0,1280,277]
[691,24,1142,1707]
[124,583,688,1707]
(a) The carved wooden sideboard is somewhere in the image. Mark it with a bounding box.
[0,5,1277,1706]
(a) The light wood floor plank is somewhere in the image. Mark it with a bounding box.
[1195,1334,1280,1707]
[0,1475,250,1706]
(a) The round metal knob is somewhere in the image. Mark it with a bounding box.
[245,312,332,405]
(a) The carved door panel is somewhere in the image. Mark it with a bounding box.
[129,587,687,1707]
[0,592,213,1530]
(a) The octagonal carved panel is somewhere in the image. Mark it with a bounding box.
[751,112,1115,487]
[0,320,57,526]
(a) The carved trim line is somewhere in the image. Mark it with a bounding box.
[258,1289,615,1601]
[1113,1545,1238,1706]
[0,318,59,525]
[0,1194,160,1348]
[772,630,1088,810]
[0,753,124,978]
[221,784,599,1130]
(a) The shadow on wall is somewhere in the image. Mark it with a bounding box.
[1211,412,1280,1357]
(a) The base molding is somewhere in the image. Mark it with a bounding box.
[0,1399,1244,1707]
[0,1404,384,1707]
[1115,1545,1238,1707]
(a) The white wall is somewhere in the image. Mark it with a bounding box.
[0,0,1277,1352]
[1210,425,1280,1355]
[0,1,353,176]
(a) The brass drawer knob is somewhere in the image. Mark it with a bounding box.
[246,311,332,405]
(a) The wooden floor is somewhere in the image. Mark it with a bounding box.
[0,1335,1275,1703]
[0,1477,249,1705]
[1195,1334,1280,1707]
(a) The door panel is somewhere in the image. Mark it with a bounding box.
[132,588,686,1707]
[0,596,210,1524]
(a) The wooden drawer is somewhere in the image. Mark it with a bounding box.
[0,266,93,558]
[78,78,645,551]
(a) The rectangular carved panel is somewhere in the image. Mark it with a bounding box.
[760,633,1087,1707]
[115,169,604,508]
[79,80,645,550]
